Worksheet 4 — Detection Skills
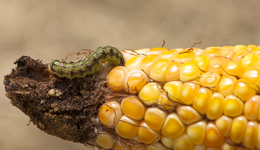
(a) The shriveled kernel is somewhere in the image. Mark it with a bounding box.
[215,115,232,137]
[163,81,183,102]
[98,101,123,128]
[107,66,128,92]
[144,108,167,131]
[223,95,243,117]
[192,55,209,72]
[165,62,181,81]
[180,62,200,81]
[146,142,167,150]
[233,79,256,101]
[230,116,248,144]
[137,121,160,144]
[176,106,202,125]
[125,55,145,71]
[206,92,225,120]
[179,82,200,105]
[193,87,212,115]
[242,121,258,149]
[121,96,146,121]
[205,122,224,147]
[124,69,148,94]
[172,133,194,150]
[218,75,237,96]
[244,95,260,121]
[199,72,221,91]
[186,120,207,145]
[115,115,139,139]
[95,132,115,149]
[147,47,168,55]
[150,59,171,82]
[139,82,162,106]
[161,113,185,138]
[141,54,159,75]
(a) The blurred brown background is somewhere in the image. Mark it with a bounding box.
[1,1,260,150]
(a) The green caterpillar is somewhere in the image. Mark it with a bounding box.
[50,46,125,78]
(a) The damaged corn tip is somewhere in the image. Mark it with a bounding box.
[96,45,260,149]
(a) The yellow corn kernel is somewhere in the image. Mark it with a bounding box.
[242,121,258,149]
[160,50,178,61]
[232,49,250,63]
[147,47,168,55]
[172,133,194,150]
[124,69,148,94]
[179,82,200,105]
[206,92,225,120]
[146,142,167,150]
[256,124,260,149]
[139,82,162,105]
[95,132,115,149]
[186,120,207,145]
[247,44,258,51]
[114,141,130,150]
[180,62,200,81]
[115,115,139,139]
[215,115,232,137]
[125,55,145,71]
[163,81,183,102]
[250,46,260,55]
[220,46,234,59]
[121,96,146,121]
[144,107,167,131]
[222,60,244,78]
[218,75,237,96]
[199,72,221,91]
[98,101,123,128]
[192,55,209,72]
[160,136,173,148]
[230,116,248,144]
[234,45,246,51]
[233,79,256,101]
[205,122,225,147]
[161,113,185,138]
[193,87,212,115]
[207,57,226,74]
[223,95,243,117]
[137,121,160,144]
[242,67,260,90]
[204,47,221,59]
[150,59,171,82]
[140,54,160,75]
[192,47,204,55]
[244,95,260,121]
[107,66,128,92]
[241,53,257,68]
[176,106,202,125]
[174,50,195,64]
[157,91,176,111]
[165,62,181,81]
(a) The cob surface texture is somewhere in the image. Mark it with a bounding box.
[97,45,260,150]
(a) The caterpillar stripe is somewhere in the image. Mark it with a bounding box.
[50,46,125,78]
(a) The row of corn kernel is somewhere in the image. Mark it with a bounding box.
[97,96,259,149]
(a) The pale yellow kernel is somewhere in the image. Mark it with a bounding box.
[230,116,248,144]
[222,60,244,78]
[242,67,260,89]
[232,49,250,63]
[205,122,225,147]
[186,120,207,145]
[223,95,243,117]
[244,95,260,121]
[180,62,200,81]
[193,87,212,115]
[242,121,258,149]
[125,55,145,71]
[146,142,167,150]
[215,115,232,137]
[241,53,257,68]
[192,55,209,72]
[204,47,221,59]
[199,72,221,91]
[139,82,162,106]
[161,113,185,138]
[179,82,200,105]
[163,81,183,102]
[160,50,178,61]
[147,47,168,55]
[176,106,202,125]
[234,45,246,51]
[174,50,195,64]
[144,107,167,131]
[121,96,146,121]
[134,48,150,55]
[160,136,173,148]
[165,62,181,81]
[115,115,139,139]
[150,59,171,82]
[218,75,237,96]
[138,121,160,144]
[95,132,114,149]
[122,48,149,61]
[207,56,226,74]
[141,54,160,75]
[98,101,123,128]
[233,79,256,101]
[172,133,194,150]
[194,144,206,150]
[220,46,234,59]
[206,92,225,120]
[124,69,148,94]
[220,142,236,150]
[107,66,128,92]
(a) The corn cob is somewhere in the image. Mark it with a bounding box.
[97,45,260,150]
